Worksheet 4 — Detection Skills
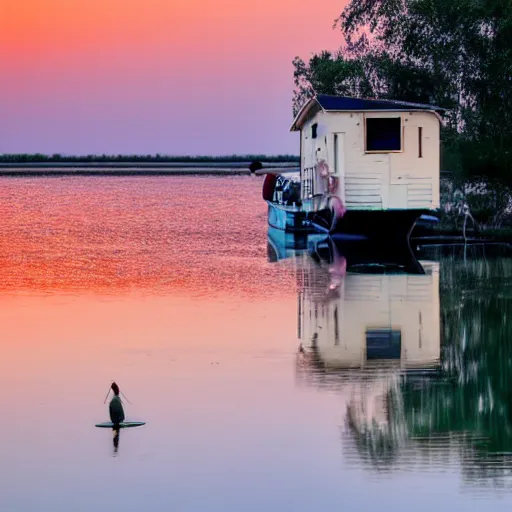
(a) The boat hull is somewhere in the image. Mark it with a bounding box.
[267,202,315,233]
[332,209,428,243]
[269,198,428,243]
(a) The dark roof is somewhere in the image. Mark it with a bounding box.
[316,94,445,113]
[290,94,446,131]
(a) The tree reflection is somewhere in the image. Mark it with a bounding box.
[296,239,512,484]
[403,245,512,455]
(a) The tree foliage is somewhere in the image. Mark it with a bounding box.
[293,0,512,187]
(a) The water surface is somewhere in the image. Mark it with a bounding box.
[2,176,512,511]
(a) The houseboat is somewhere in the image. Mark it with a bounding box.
[266,94,445,243]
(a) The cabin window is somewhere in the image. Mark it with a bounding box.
[365,117,402,152]
[366,328,401,359]
[312,123,318,139]
[418,127,423,158]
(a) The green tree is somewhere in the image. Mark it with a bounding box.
[293,0,512,189]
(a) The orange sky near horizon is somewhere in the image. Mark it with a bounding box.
[0,0,348,155]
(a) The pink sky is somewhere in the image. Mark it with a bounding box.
[0,0,347,155]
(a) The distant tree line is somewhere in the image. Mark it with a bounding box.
[0,153,299,164]
[293,0,512,228]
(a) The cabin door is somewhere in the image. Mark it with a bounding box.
[333,133,345,201]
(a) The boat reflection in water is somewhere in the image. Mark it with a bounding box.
[289,237,512,492]
[294,236,441,469]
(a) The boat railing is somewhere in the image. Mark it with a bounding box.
[302,167,315,199]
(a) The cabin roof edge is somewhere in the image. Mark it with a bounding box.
[289,97,323,132]
[290,94,447,132]
[317,94,447,114]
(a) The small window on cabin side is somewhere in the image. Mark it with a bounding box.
[418,127,423,158]
[312,123,318,139]
[366,328,401,359]
[365,117,401,152]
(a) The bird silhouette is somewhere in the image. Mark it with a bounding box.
[109,382,125,427]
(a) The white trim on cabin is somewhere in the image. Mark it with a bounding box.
[290,98,321,132]
[324,109,444,124]
[290,96,445,132]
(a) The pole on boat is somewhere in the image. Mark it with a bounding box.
[103,380,132,404]
[120,391,132,405]
[103,384,112,404]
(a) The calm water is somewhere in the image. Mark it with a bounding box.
[2,176,512,511]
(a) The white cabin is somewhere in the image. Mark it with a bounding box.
[290,95,444,211]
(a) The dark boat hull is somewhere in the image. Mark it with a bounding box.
[332,209,428,243]
[268,199,428,246]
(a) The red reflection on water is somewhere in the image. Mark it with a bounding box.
[0,176,296,297]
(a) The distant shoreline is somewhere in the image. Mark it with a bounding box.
[0,168,253,177]
[0,161,298,168]
[0,158,300,176]
[0,163,300,177]
[0,155,299,165]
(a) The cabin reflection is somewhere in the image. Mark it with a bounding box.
[296,242,440,374]
[289,237,512,488]
[294,237,441,467]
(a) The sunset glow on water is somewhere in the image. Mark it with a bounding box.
[2,176,512,511]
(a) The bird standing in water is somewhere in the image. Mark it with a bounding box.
[109,382,125,427]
